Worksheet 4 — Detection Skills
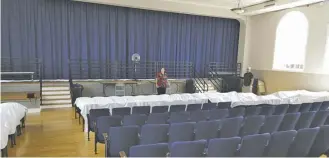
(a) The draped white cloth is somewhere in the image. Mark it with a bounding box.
[75,90,329,132]
[0,102,27,149]
[75,93,208,132]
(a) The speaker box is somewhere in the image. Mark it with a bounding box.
[222,76,242,92]
[185,79,196,93]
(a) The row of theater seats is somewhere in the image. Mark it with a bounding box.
[86,102,329,154]
[88,101,329,118]
[92,111,329,154]
[113,125,329,157]
[100,111,329,156]
[87,102,329,132]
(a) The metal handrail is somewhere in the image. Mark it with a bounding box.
[192,65,208,92]
[39,61,43,105]
[207,66,222,92]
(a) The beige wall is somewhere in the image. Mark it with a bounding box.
[243,3,329,93]
[252,70,329,94]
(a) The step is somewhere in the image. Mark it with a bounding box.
[41,104,72,109]
[42,83,70,87]
[42,99,71,105]
[42,87,70,91]
[42,91,70,95]
[42,95,71,100]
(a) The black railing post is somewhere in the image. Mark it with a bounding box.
[39,61,43,105]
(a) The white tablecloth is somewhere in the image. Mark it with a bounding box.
[0,102,27,149]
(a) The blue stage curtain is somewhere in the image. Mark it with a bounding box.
[1,0,240,79]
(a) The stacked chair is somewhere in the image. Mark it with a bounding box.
[85,100,329,156]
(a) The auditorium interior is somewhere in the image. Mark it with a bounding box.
[1,0,329,157]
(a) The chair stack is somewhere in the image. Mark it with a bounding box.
[86,101,329,156]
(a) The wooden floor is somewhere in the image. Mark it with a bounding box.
[8,108,104,157]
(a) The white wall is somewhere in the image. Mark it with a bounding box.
[246,3,329,74]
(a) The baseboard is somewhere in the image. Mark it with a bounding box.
[40,104,72,109]
[28,108,41,113]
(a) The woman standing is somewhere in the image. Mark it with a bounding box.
[156,68,168,95]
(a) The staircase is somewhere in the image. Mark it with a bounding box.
[194,79,218,93]
[41,82,72,109]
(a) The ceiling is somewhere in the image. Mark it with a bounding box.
[75,0,327,20]
[169,0,270,9]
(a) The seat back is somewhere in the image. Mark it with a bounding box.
[310,102,322,111]
[140,124,169,145]
[228,107,245,118]
[239,115,265,137]
[190,110,209,122]
[259,115,284,134]
[168,111,190,123]
[168,122,195,144]
[123,114,147,126]
[310,110,329,128]
[320,101,329,110]
[217,102,231,109]
[288,127,320,157]
[273,104,289,115]
[129,143,169,157]
[238,133,271,157]
[186,104,202,111]
[146,113,168,124]
[287,104,301,113]
[278,113,300,131]
[152,105,169,113]
[264,130,297,157]
[209,109,228,120]
[108,126,139,157]
[259,105,275,116]
[308,125,329,156]
[195,120,221,141]
[89,108,110,129]
[202,103,217,110]
[219,117,243,138]
[132,106,150,115]
[96,116,122,142]
[170,140,207,157]
[245,106,261,116]
[299,103,312,113]
[207,137,241,157]
[169,105,186,112]
[112,107,131,117]
[295,111,316,130]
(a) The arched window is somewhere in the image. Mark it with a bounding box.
[273,11,308,71]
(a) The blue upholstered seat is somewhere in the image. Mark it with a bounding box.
[112,107,131,117]
[238,133,270,157]
[140,124,169,145]
[168,122,195,144]
[264,130,297,157]
[132,106,150,115]
[239,115,265,137]
[170,140,207,157]
[146,112,168,124]
[106,126,139,157]
[129,143,169,157]
[186,104,202,111]
[207,137,241,157]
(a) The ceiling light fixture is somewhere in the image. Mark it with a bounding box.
[231,0,245,14]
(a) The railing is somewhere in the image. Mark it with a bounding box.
[207,62,241,92]
[1,58,43,104]
[68,59,193,80]
[191,66,208,93]
[207,66,222,92]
